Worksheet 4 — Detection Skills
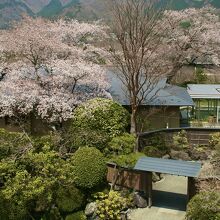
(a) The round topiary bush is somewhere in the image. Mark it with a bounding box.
[143,146,165,158]
[65,98,130,151]
[56,185,85,213]
[65,211,86,220]
[105,133,135,156]
[71,147,106,189]
[73,98,130,137]
[186,191,220,220]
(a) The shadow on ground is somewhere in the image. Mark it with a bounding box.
[130,175,187,220]
[152,190,187,211]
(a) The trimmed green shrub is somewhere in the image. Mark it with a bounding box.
[146,134,167,151]
[142,134,169,157]
[56,186,85,212]
[63,126,110,152]
[110,152,145,168]
[70,147,106,189]
[173,130,189,149]
[65,98,130,150]
[186,191,220,220]
[65,211,86,220]
[73,98,130,137]
[209,132,220,148]
[105,133,135,156]
[143,146,165,158]
[0,129,61,159]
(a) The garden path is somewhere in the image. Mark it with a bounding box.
[130,175,187,220]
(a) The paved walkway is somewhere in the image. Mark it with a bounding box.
[130,175,187,220]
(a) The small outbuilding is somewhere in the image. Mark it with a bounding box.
[187,84,220,125]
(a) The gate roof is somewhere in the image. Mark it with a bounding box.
[134,157,201,177]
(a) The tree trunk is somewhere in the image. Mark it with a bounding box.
[130,109,137,134]
[130,108,139,152]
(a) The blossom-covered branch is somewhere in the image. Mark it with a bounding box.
[0,16,110,122]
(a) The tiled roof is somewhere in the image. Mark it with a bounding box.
[108,71,194,106]
[187,84,220,99]
[135,157,201,177]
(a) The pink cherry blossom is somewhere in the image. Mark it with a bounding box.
[0,16,110,122]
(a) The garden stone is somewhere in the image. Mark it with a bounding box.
[152,172,161,182]
[133,192,148,208]
[162,154,170,159]
[188,148,208,160]
[126,209,132,220]
[88,215,99,220]
[170,150,191,161]
[85,202,97,216]
[121,209,132,220]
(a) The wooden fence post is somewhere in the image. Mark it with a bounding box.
[187,177,196,203]
[144,171,153,207]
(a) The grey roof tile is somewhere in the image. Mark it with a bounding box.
[134,157,201,177]
[107,71,194,106]
[187,84,220,99]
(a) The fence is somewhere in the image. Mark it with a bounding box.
[107,163,147,191]
[138,127,220,147]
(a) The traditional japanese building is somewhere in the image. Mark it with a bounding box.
[108,73,194,130]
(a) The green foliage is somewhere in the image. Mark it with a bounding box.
[70,147,106,189]
[56,186,85,212]
[143,134,169,156]
[0,128,61,159]
[74,98,130,136]
[65,211,87,220]
[110,152,145,168]
[45,206,63,220]
[146,134,167,150]
[65,98,130,151]
[0,130,108,219]
[0,194,29,220]
[209,132,220,148]
[31,133,60,152]
[0,148,74,218]
[0,128,29,159]
[173,130,189,149]
[105,133,135,156]
[143,146,165,158]
[209,133,220,172]
[194,67,208,84]
[94,190,132,220]
[186,191,220,220]
[63,126,110,152]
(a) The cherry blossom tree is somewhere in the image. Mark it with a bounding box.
[0,16,109,123]
[164,7,220,82]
